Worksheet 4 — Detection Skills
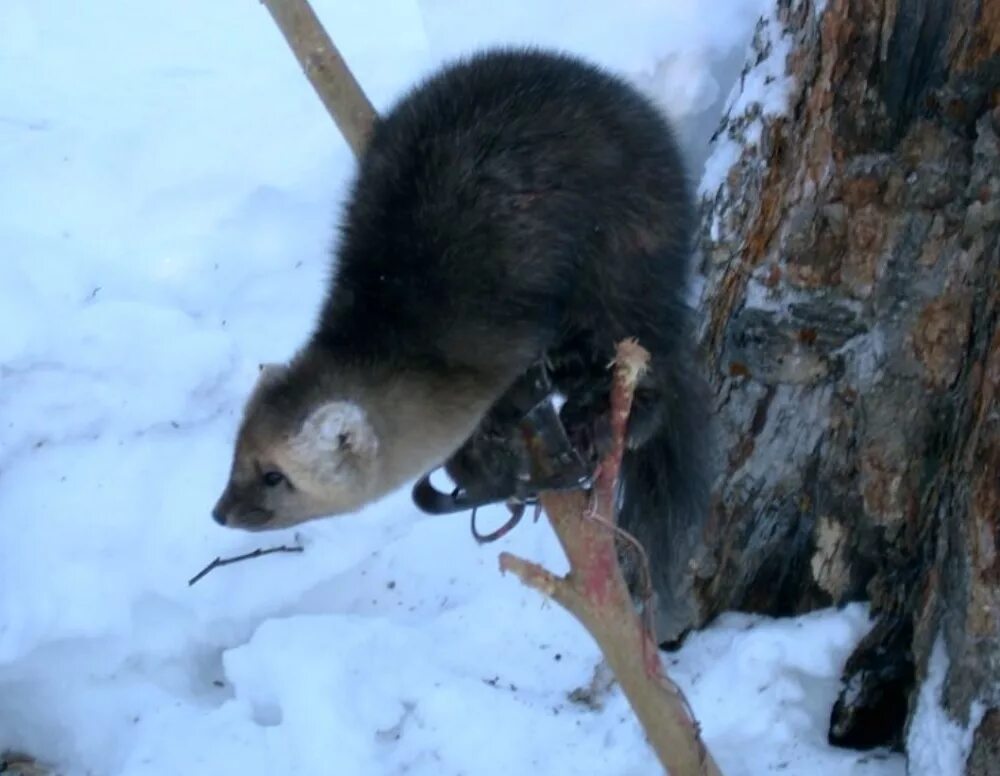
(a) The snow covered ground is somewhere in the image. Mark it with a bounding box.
[0,1,909,773]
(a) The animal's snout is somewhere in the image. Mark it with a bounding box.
[211,492,232,526]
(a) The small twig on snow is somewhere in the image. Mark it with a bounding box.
[188,544,304,586]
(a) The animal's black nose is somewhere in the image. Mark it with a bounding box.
[212,504,227,526]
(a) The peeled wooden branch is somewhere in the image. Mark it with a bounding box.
[260,0,377,156]
[501,340,721,776]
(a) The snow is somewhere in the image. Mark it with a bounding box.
[700,136,744,201]
[725,6,794,120]
[697,2,795,196]
[0,0,909,773]
[907,635,986,775]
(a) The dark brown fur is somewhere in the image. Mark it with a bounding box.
[213,47,710,641]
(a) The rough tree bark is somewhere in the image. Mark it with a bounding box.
[679,0,999,766]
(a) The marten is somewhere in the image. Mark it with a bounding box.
[212,47,710,642]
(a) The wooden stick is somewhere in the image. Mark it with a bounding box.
[260,0,377,157]
[501,340,721,775]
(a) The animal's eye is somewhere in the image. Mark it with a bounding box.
[262,471,285,487]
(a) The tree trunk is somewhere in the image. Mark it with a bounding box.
[684,0,999,764]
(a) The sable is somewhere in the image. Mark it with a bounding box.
[211,45,711,644]
[213,2,722,773]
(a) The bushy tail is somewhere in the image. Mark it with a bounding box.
[617,363,711,646]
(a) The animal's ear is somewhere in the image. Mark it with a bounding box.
[256,362,288,387]
[244,361,288,407]
[287,401,378,483]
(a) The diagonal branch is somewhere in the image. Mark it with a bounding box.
[260,0,377,157]
[501,340,721,775]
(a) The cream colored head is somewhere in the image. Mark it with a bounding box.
[212,363,383,531]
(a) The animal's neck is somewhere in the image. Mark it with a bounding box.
[293,346,500,499]
[362,369,498,495]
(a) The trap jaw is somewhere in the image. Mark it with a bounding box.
[412,362,594,539]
